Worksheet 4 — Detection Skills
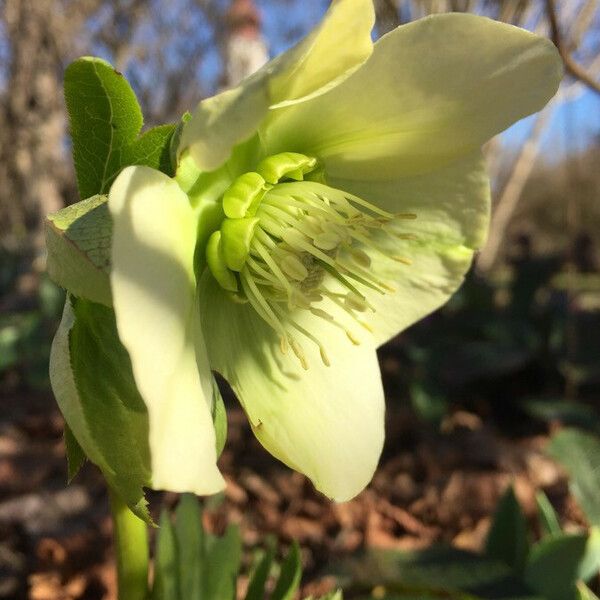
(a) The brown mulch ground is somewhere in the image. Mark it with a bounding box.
[0,383,580,600]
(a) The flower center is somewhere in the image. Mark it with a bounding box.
[206,152,415,368]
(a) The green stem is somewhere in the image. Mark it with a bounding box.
[109,487,149,600]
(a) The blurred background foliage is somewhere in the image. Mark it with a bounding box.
[1,0,600,599]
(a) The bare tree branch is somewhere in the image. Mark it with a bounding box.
[477,103,557,273]
[375,0,401,34]
[546,0,600,96]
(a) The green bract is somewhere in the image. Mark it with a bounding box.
[48,0,562,506]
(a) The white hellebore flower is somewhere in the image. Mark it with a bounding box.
[70,0,563,502]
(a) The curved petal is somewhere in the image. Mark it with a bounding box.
[180,0,375,172]
[109,166,224,495]
[199,273,384,502]
[267,0,375,108]
[330,151,490,346]
[263,13,562,180]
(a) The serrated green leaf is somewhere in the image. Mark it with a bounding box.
[51,299,113,475]
[152,510,180,600]
[49,296,151,522]
[485,485,529,573]
[64,423,86,482]
[69,297,151,513]
[548,429,600,527]
[245,545,276,600]
[272,542,302,600]
[524,534,588,600]
[65,57,142,198]
[46,195,112,307]
[64,57,175,200]
[129,124,177,176]
[169,112,191,173]
[536,491,562,538]
[204,525,242,600]
[51,57,176,305]
[175,494,203,599]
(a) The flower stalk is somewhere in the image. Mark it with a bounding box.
[109,487,149,600]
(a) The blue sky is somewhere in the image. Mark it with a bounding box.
[514,92,599,158]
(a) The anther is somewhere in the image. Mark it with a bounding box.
[319,347,331,367]
[302,215,323,237]
[310,306,362,348]
[279,336,289,354]
[281,230,338,269]
[345,292,369,312]
[310,307,335,321]
[345,330,361,345]
[357,320,374,333]
[280,254,309,281]
[313,231,340,251]
[289,288,313,309]
[350,248,371,268]
[290,338,309,370]
[271,303,330,368]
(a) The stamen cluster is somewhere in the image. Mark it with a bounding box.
[206,153,415,368]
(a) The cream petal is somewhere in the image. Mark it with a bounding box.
[330,151,490,346]
[180,0,375,172]
[109,166,224,494]
[199,272,384,502]
[263,13,562,180]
